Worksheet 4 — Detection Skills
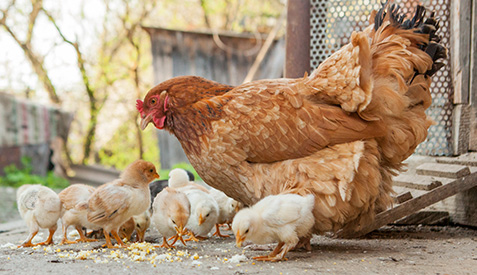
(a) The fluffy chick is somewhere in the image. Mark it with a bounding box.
[181,188,219,241]
[232,194,315,261]
[16,184,61,247]
[58,183,100,245]
[209,187,240,237]
[87,160,159,248]
[119,217,135,242]
[149,169,195,209]
[168,168,209,193]
[119,211,150,242]
[152,187,190,248]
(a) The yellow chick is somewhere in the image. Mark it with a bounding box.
[232,194,315,261]
[152,187,190,248]
[209,187,240,237]
[119,217,135,242]
[16,184,61,247]
[58,183,100,245]
[87,160,159,248]
[181,188,219,241]
[168,168,209,193]
[133,211,151,242]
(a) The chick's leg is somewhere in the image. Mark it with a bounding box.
[103,231,114,248]
[18,230,38,248]
[136,230,145,243]
[110,230,127,248]
[60,223,77,245]
[253,242,287,262]
[76,226,97,243]
[36,226,57,246]
[212,224,230,238]
[155,237,175,249]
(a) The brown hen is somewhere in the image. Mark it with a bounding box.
[137,3,446,238]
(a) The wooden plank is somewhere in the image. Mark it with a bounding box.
[436,153,477,167]
[393,174,445,190]
[393,211,450,226]
[416,163,471,178]
[393,191,413,204]
[335,170,477,238]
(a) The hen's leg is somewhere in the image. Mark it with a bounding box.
[36,226,56,246]
[76,226,97,243]
[212,224,230,238]
[110,230,127,248]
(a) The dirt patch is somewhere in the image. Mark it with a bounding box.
[0,220,476,274]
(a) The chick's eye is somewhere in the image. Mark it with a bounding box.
[149,169,153,173]
[172,219,176,224]
[206,213,210,217]
[245,229,249,234]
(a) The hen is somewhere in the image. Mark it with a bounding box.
[16,184,62,247]
[232,194,315,261]
[58,183,100,244]
[138,3,446,239]
[87,160,159,248]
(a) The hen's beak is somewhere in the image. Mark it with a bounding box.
[140,114,153,130]
[198,214,205,225]
[235,230,245,248]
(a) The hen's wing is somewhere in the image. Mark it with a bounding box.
[202,77,385,165]
[87,183,130,224]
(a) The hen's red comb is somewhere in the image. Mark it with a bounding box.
[136,99,144,115]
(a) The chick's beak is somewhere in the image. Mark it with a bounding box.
[140,114,153,130]
[198,214,205,225]
[154,172,160,179]
[235,230,245,248]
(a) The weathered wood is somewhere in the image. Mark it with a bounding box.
[393,174,445,190]
[470,0,477,151]
[436,153,477,167]
[285,0,310,78]
[335,169,477,238]
[416,163,471,178]
[393,191,413,204]
[393,211,450,226]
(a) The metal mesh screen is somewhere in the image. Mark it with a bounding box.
[310,0,453,156]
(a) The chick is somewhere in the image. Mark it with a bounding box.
[149,169,195,208]
[87,160,159,248]
[58,183,100,245]
[152,187,190,248]
[209,187,240,237]
[168,168,209,193]
[16,184,61,247]
[119,217,135,242]
[232,194,315,261]
[133,211,151,242]
[181,188,219,241]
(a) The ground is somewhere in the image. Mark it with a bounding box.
[0,219,476,275]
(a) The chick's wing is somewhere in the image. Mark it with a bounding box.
[88,184,130,223]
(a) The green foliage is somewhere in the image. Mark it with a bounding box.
[159,162,202,181]
[0,157,70,189]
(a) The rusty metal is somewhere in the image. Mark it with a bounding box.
[285,0,311,78]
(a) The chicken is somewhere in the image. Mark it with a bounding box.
[87,160,159,248]
[58,183,100,244]
[232,194,315,261]
[149,169,195,208]
[181,188,219,241]
[152,187,190,248]
[168,168,209,193]
[119,217,135,241]
[16,184,61,247]
[209,187,240,237]
[133,211,151,242]
[137,3,446,241]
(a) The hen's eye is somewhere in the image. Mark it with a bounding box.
[151,98,157,104]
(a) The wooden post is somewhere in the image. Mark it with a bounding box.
[470,0,477,151]
[285,0,310,78]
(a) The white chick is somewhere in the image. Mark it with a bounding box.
[58,183,100,245]
[232,193,315,261]
[168,168,209,193]
[87,160,159,248]
[133,211,151,242]
[181,188,219,241]
[152,187,190,248]
[209,187,240,237]
[16,184,61,247]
